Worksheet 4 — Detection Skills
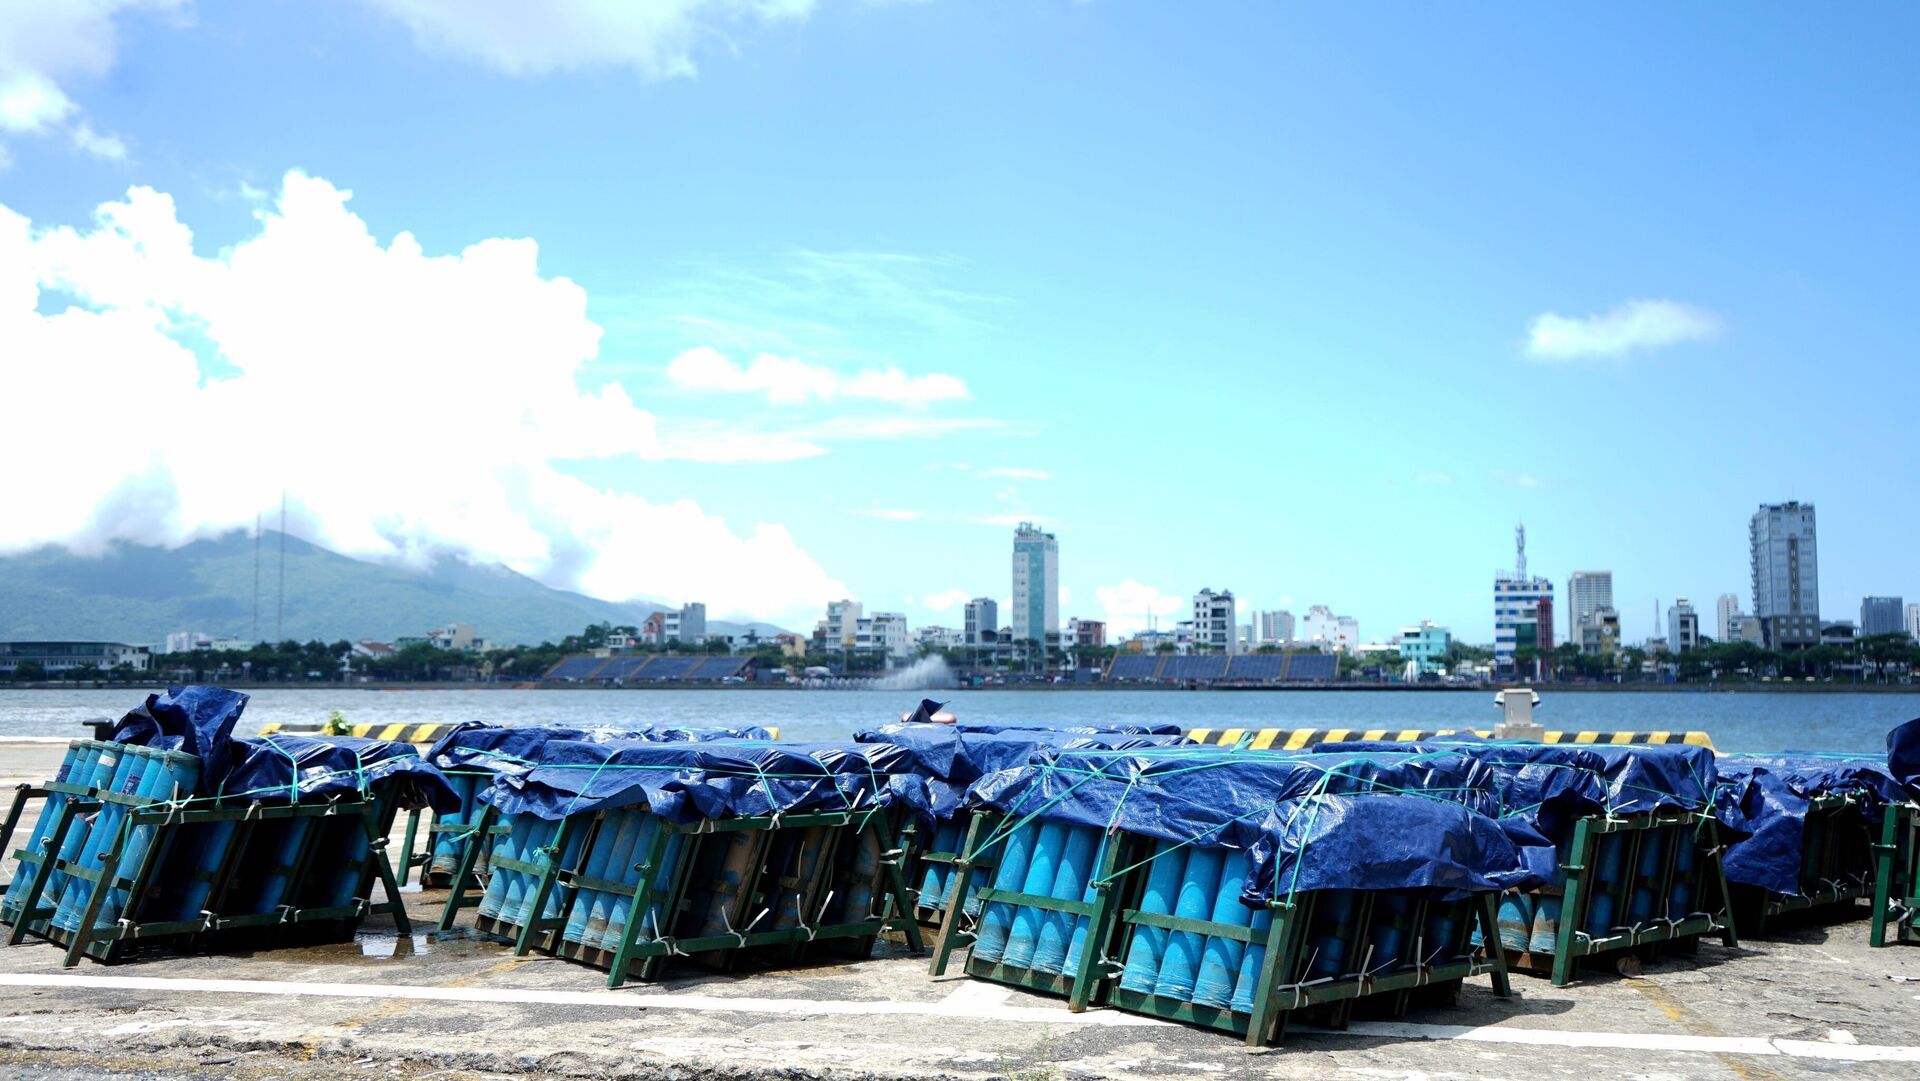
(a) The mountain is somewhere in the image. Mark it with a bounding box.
[0,531,790,647]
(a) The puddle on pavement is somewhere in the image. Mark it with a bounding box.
[267,927,509,963]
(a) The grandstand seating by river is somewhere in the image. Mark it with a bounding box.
[541,654,753,683]
[1104,651,1337,684]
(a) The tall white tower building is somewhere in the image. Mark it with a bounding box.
[1011,522,1059,645]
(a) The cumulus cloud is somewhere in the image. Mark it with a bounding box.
[0,0,180,161]
[665,347,969,407]
[0,172,851,623]
[364,0,815,80]
[1524,299,1720,360]
[921,588,969,613]
[1095,579,1183,636]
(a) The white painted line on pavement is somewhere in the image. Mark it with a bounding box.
[0,972,1163,1027]
[6,972,1918,1063]
[1318,1020,1920,1062]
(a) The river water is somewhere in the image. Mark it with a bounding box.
[1,686,1915,754]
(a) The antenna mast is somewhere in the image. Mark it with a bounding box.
[276,493,287,644]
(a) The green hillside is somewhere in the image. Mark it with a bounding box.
[0,531,785,647]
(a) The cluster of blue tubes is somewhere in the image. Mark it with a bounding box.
[1114,840,1273,1011]
[559,809,685,951]
[1,741,201,937]
[1490,823,1703,954]
[427,772,486,881]
[970,821,1109,980]
[914,819,987,921]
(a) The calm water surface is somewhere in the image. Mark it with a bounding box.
[1,686,1914,754]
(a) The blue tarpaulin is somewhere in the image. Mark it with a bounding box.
[107,685,251,795]
[1715,752,1906,896]
[963,744,1530,897]
[427,722,782,779]
[1248,793,1537,902]
[1889,718,1920,797]
[854,723,1191,821]
[484,740,895,823]
[222,734,460,812]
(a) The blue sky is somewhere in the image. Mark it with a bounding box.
[2,2,1915,643]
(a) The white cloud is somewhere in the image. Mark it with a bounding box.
[0,0,180,160]
[69,119,125,160]
[665,347,969,407]
[1524,299,1720,360]
[1095,579,1183,636]
[977,466,1050,481]
[364,0,815,80]
[921,588,969,613]
[0,172,851,623]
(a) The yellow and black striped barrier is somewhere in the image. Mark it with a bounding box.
[258,721,458,745]
[256,722,782,746]
[1183,727,1716,751]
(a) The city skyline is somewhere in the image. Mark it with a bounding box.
[2,6,1915,645]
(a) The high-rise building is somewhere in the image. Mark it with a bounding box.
[1907,603,1920,642]
[1191,588,1238,654]
[1010,522,1058,645]
[1667,598,1699,653]
[1567,571,1613,644]
[1860,595,1906,638]
[963,597,999,645]
[1750,502,1820,650]
[1494,524,1554,675]
[1716,593,1741,642]
[1256,609,1295,644]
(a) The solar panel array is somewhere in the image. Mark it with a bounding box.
[1102,650,1341,684]
[1107,655,1163,680]
[1160,655,1229,681]
[544,652,753,682]
[595,656,646,680]
[689,656,749,680]
[1224,654,1284,681]
[636,655,702,680]
[545,656,611,680]
[1284,653,1339,681]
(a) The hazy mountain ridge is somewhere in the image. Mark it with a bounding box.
[0,531,789,647]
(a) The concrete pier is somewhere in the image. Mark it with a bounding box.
[4,742,1919,1080]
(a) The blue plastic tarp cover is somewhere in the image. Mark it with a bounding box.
[1247,793,1537,902]
[428,722,781,778]
[485,740,893,823]
[427,723,602,777]
[968,745,1503,854]
[853,724,1192,821]
[223,735,460,812]
[1715,753,1907,896]
[107,685,250,795]
[1889,718,1920,797]
[1318,738,1720,821]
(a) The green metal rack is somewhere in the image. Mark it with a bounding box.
[1731,791,1877,938]
[396,804,506,888]
[927,810,1511,1047]
[1500,808,1736,986]
[1870,801,1918,947]
[2,782,411,966]
[438,803,924,987]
